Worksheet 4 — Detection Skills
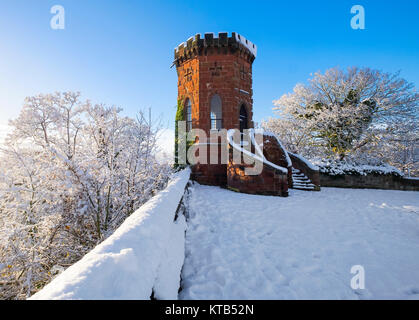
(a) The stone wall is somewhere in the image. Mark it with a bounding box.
[198,52,254,133]
[227,160,289,197]
[226,134,289,197]
[319,172,419,191]
[190,142,227,187]
[263,134,293,187]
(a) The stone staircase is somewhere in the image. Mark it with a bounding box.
[291,167,317,191]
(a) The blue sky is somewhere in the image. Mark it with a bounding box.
[0,0,418,137]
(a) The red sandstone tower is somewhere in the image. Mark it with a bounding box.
[174,32,257,186]
[174,32,320,196]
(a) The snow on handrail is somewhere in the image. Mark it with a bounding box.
[262,131,292,168]
[250,128,265,159]
[227,129,288,175]
[288,151,319,171]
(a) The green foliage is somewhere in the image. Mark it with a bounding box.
[174,98,193,169]
[174,98,184,169]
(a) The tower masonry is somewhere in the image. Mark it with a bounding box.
[174,32,320,195]
[174,32,257,186]
[174,32,256,134]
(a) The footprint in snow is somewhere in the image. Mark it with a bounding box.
[405,287,419,296]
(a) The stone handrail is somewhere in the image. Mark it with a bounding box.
[288,152,321,191]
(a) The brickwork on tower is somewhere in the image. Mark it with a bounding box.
[175,32,255,134]
[174,32,257,186]
[174,32,292,196]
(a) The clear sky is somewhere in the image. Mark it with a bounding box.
[1,0,418,141]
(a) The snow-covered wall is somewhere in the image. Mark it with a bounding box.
[288,152,319,171]
[30,168,191,300]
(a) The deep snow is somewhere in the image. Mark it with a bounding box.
[30,169,190,300]
[180,184,419,300]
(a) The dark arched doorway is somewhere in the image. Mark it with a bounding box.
[239,104,248,132]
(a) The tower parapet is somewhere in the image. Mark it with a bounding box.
[174,32,257,67]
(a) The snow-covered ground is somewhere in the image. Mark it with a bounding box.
[180,184,419,300]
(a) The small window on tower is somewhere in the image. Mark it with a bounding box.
[210,95,222,130]
[185,99,192,131]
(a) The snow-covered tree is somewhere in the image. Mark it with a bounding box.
[0,92,172,299]
[263,67,419,167]
[360,119,419,176]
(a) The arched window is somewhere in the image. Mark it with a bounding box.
[185,99,192,131]
[210,94,222,130]
[239,104,248,132]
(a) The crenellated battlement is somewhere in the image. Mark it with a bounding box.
[174,32,257,66]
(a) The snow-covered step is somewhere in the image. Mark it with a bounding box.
[291,168,316,191]
[294,183,316,188]
[293,180,315,185]
[294,180,312,185]
[293,185,316,190]
[294,182,312,186]
[293,177,311,181]
[294,181,311,185]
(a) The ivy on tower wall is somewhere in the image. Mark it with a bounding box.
[174,97,193,169]
[174,98,184,168]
